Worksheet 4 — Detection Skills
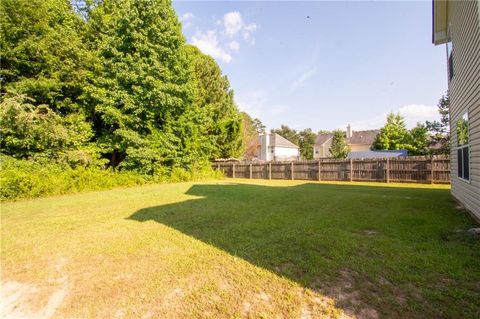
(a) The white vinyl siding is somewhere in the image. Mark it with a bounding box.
[448,0,480,220]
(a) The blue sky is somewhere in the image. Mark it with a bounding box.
[173,1,448,132]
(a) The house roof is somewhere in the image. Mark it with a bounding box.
[347,150,408,159]
[270,133,298,149]
[315,134,333,146]
[348,130,380,145]
[432,0,450,45]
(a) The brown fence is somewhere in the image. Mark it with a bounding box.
[213,156,450,184]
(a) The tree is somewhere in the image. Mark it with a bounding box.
[0,0,93,113]
[425,93,450,155]
[329,130,350,158]
[252,118,266,134]
[405,124,429,155]
[0,94,97,165]
[372,113,409,151]
[85,0,196,170]
[271,125,300,145]
[0,0,246,177]
[298,128,317,160]
[185,44,243,161]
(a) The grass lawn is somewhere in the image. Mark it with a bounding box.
[1,179,479,318]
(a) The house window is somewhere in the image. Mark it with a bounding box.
[456,112,469,180]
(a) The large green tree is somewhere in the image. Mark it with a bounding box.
[298,128,317,160]
[0,0,93,112]
[329,130,350,159]
[85,0,196,171]
[185,45,243,160]
[0,0,248,176]
[373,113,409,151]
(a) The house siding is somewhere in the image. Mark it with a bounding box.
[448,0,480,220]
[313,140,333,159]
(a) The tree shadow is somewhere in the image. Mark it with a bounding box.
[127,182,479,318]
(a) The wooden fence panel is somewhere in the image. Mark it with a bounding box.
[352,159,386,182]
[213,157,450,184]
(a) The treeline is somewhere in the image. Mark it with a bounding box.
[0,0,249,199]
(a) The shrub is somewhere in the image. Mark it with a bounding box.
[0,156,222,201]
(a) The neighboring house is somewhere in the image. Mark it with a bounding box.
[347,125,380,152]
[433,0,480,220]
[313,133,334,158]
[257,133,300,161]
[347,150,408,159]
[313,125,380,159]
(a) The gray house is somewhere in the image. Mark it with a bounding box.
[433,0,480,221]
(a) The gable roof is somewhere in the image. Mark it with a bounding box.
[270,133,298,148]
[348,130,380,145]
[315,134,333,146]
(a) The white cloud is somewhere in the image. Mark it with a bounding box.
[397,104,439,126]
[186,11,257,64]
[291,68,317,90]
[223,11,257,44]
[223,12,243,37]
[228,40,240,51]
[179,12,194,29]
[350,104,440,130]
[191,30,232,63]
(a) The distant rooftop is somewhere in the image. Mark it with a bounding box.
[348,130,380,145]
[347,150,408,159]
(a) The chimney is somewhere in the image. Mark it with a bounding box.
[260,133,270,161]
[346,124,352,139]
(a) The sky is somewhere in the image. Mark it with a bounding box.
[173,0,448,132]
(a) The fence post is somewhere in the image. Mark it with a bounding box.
[350,159,353,182]
[431,157,435,184]
[385,158,390,183]
[217,163,220,171]
[232,163,236,178]
[318,160,322,181]
[291,162,294,180]
[249,163,253,179]
[269,162,272,180]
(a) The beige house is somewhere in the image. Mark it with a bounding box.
[433,0,480,220]
[313,125,379,159]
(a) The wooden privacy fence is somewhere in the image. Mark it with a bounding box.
[213,156,450,184]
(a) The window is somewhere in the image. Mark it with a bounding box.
[457,112,469,180]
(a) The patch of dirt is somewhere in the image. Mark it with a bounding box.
[242,301,252,316]
[362,229,378,236]
[310,269,380,319]
[255,291,271,302]
[1,258,69,319]
[300,305,312,319]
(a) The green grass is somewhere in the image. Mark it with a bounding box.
[1,179,479,318]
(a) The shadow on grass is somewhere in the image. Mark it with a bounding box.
[127,182,480,318]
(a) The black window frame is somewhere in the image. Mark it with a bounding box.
[456,112,470,181]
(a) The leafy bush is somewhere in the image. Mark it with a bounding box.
[0,156,222,201]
